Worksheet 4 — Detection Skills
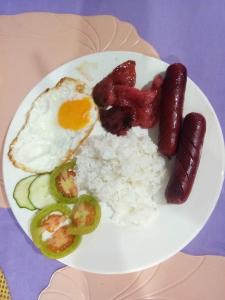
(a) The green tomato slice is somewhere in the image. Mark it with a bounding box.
[50,161,78,204]
[30,203,81,259]
[72,194,101,235]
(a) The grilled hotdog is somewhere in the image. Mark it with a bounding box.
[158,63,187,157]
[165,112,206,204]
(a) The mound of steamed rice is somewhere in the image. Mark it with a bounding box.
[76,129,167,226]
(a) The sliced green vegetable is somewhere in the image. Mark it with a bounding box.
[50,161,78,204]
[30,203,81,259]
[72,194,101,235]
[13,175,37,210]
[29,174,56,209]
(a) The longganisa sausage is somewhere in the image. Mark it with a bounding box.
[158,63,187,157]
[165,112,206,204]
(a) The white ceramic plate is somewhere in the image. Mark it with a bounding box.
[3,51,225,274]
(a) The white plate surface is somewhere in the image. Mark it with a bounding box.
[3,51,225,274]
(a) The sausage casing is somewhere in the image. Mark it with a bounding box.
[158,63,187,157]
[165,112,206,204]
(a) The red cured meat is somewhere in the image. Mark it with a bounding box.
[99,106,134,136]
[114,85,157,107]
[93,60,136,108]
[93,60,163,135]
[133,104,157,128]
[111,60,136,87]
[113,74,163,129]
[92,77,115,108]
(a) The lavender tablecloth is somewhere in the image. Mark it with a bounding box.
[0,1,224,299]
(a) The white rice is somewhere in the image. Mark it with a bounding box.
[76,128,167,226]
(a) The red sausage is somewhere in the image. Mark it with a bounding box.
[158,63,187,157]
[165,113,206,204]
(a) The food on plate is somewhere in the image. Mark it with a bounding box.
[93,60,136,107]
[99,106,134,136]
[8,77,98,173]
[109,59,136,87]
[158,63,187,157]
[165,113,206,204]
[29,174,56,209]
[76,129,166,226]
[129,74,162,128]
[50,161,78,204]
[13,161,78,209]
[93,60,163,135]
[30,203,81,259]
[13,175,37,210]
[72,194,101,234]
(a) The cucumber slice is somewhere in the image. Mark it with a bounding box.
[29,174,56,209]
[13,175,37,210]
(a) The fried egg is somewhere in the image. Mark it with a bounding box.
[8,77,98,173]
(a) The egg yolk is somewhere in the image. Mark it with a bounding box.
[58,98,92,131]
